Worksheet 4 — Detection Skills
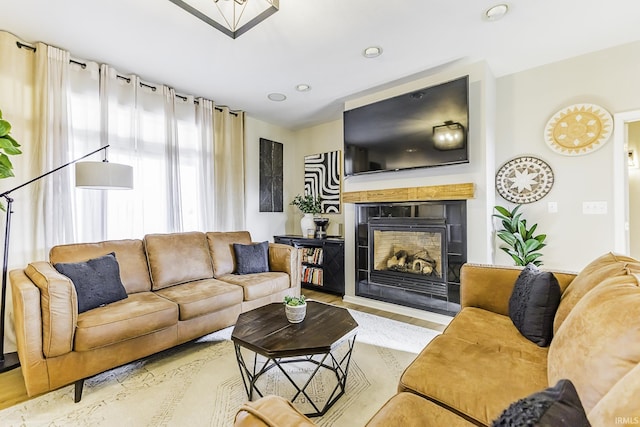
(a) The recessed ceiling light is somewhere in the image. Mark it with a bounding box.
[267,93,287,102]
[362,46,383,58]
[485,4,509,21]
[295,84,311,92]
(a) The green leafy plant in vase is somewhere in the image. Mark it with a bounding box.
[290,194,322,237]
[493,204,547,266]
[284,295,307,323]
[0,109,23,210]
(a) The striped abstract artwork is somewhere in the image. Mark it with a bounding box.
[304,150,341,213]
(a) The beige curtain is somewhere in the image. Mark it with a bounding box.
[0,31,48,353]
[196,98,216,231]
[213,107,245,231]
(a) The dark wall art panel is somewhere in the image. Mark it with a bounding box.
[304,150,341,214]
[259,138,283,212]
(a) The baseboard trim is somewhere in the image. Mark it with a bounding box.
[342,295,453,326]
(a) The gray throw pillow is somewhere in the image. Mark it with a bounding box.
[492,379,590,427]
[509,263,561,347]
[233,241,269,274]
[54,252,128,313]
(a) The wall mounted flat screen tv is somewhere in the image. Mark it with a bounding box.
[343,75,469,177]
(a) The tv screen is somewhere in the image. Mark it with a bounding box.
[343,75,469,176]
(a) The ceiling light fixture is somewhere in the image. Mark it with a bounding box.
[485,4,509,21]
[362,46,383,58]
[168,0,279,39]
[268,93,286,102]
[295,84,311,92]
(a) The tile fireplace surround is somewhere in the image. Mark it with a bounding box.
[344,183,474,317]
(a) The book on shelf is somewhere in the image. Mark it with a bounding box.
[298,247,323,265]
[300,265,323,286]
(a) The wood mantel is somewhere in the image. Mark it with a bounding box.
[342,183,474,203]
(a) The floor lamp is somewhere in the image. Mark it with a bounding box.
[0,144,133,372]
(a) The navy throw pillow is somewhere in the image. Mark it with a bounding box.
[509,263,561,347]
[54,252,128,313]
[233,241,269,274]
[492,379,590,427]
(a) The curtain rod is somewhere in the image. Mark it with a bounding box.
[172,93,238,115]
[16,41,35,51]
[15,41,239,116]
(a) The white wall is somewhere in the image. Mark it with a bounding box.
[290,120,345,238]
[629,121,640,259]
[243,116,295,242]
[494,41,640,271]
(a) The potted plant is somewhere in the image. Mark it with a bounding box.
[283,294,307,323]
[0,109,22,210]
[493,205,547,266]
[290,194,322,237]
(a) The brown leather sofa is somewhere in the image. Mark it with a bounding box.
[10,231,299,401]
[234,253,640,426]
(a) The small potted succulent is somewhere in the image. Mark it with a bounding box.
[283,294,307,323]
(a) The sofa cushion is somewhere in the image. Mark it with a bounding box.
[548,273,640,414]
[206,231,252,277]
[74,292,178,352]
[234,395,316,427]
[219,272,290,301]
[443,307,548,364]
[491,379,590,427]
[234,241,269,274]
[144,232,214,290]
[399,334,548,425]
[50,239,152,294]
[509,264,561,347]
[155,278,243,321]
[553,252,638,334]
[587,363,640,426]
[366,392,476,427]
[54,252,128,314]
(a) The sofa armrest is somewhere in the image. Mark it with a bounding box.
[22,261,78,358]
[10,268,51,396]
[268,243,299,289]
[460,263,576,316]
[234,395,317,427]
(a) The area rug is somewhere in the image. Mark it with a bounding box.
[0,308,440,427]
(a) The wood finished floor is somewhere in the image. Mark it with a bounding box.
[0,288,446,411]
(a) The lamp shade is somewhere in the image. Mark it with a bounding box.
[75,161,133,189]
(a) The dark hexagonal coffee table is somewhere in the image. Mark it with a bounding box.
[231,301,358,417]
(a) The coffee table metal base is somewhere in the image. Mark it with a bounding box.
[234,334,357,417]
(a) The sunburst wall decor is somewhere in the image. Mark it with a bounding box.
[496,156,554,204]
[544,103,613,156]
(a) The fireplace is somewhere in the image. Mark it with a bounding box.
[355,201,466,316]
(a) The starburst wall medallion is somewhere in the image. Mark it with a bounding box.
[544,103,612,156]
[496,156,554,204]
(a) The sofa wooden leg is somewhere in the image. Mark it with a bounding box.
[74,379,84,403]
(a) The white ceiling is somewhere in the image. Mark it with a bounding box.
[2,0,640,129]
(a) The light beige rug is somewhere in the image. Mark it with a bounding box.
[0,308,440,427]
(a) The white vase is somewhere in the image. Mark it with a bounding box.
[285,302,307,323]
[300,213,315,238]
